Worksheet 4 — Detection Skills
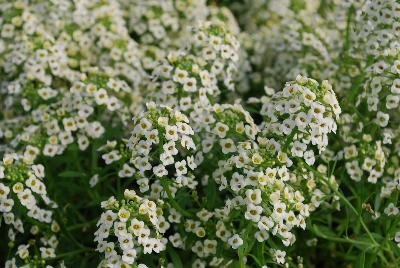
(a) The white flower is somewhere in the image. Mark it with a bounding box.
[181,135,196,150]
[86,122,105,138]
[122,248,137,264]
[384,203,399,216]
[303,88,316,105]
[0,198,14,213]
[165,125,179,141]
[375,111,389,127]
[32,164,45,178]
[118,164,135,178]
[94,88,109,105]
[78,135,89,151]
[391,79,400,94]
[183,77,197,92]
[173,68,188,83]
[153,164,168,177]
[163,140,178,156]
[43,144,58,157]
[89,174,99,188]
[245,189,262,204]
[59,131,73,146]
[273,249,286,264]
[344,145,358,159]
[295,112,309,130]
[17,244,30,259]
[145,129,159,144]
[391,60,400,74]
[102,150,121,165]
[106,96,121,111]
[244,203,262,222]
[0,183,10,199]
[228,234,243,249]
[213,122,229,138]
[118,207,130,222]
[0,166,4,179]
[175,160,188,177]
[138,118,152,133]
[258,216,274,231]
[362,158,376,171]
[220,139,236,154]
[386,95,399,109]
[137,177,150,192]
[62,118,77,132]
[304,150,315,166]
[18,189,36,209]
[38,87,57,100]
[291,141,307,157]
[40,247,55,258]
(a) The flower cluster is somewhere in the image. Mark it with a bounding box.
[0,153,57,231]
[2,0,400,267]
[120,0,208,50]
[96,189,167,267]
[147,21,241,109]
[5,232,62,268]
[0,152,61,267]
[260,76,340,158]
[125,103,198,188]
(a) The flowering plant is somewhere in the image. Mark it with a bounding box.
[1,0,400,267]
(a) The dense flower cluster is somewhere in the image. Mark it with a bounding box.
[146,21,241,109]
[0,153,56,231]
[96,189,167,267]
[1,0,400,267]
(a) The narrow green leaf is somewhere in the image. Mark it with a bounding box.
[167,247,183,268]
[59,171,87,178]
[355,251,365,268]
[206,179,217,210]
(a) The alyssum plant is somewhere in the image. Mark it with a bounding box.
[0,0,399,267]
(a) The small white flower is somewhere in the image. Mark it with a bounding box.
[118,207,130,222]
[183,77,197,92]
[118,164,135,178]
[62,118,77,132]
[304,150,315,166]
[228,234,243,249]
[273,249,286,264]
[375,111,389,127]
[94,88,109,105]
[102,150,121,165]
[214,122,229,138]
[165,125,179,141]
[244,203,262,222]
[173,68,188,83]
[0,183,10,199]
[245,189,262,204]
[0,166,4,179]
[175,160,187,177]
[89,174,99,188]
[384,203,399,216]
[153,164,168,177]
[220,139,236,154]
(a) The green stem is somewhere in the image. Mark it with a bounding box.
[160,178,193,218]
[302,161,379,246]
[310,224,376,248]
[53,248,94,260]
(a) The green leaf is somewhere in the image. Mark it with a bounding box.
[248,254,262,266]
[355,251,365,268]
[206,179,217,210]
[59,171,87,178]
[167,247,183,268]
[354,233,383,251]
[311,224,338,238]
